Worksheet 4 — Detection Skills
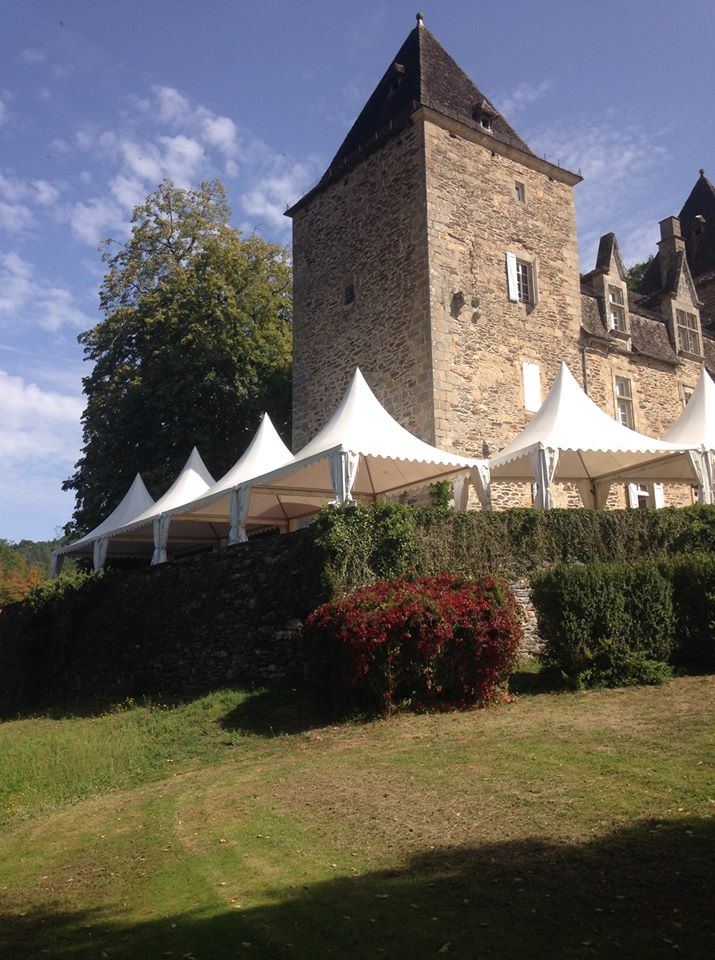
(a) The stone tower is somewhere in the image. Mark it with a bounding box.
[287,17,583,456]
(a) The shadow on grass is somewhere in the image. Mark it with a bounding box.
[508,660,564,696]
[2,817,713,960]
[219,682,326,736]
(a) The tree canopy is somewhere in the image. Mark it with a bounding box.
[625,255,654,291]
[0,540,45,606]
[64,179,292,536]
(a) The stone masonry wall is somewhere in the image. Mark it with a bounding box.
[422,117,584,461]
[0,531,325,714]
[584,347,702,507]
[290,124,434,448]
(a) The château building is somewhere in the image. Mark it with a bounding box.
[286,16,715,508]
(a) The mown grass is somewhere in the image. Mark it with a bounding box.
[1,675,714,959]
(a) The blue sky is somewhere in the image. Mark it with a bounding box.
[1,0,713,541]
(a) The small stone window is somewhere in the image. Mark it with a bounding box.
[614,376,635,429]
[344,283,356,306]
[679,382,695,408]
[506,252,538,306]
[515,181,525,203]
[608,285,627,333]
[515,261,531,303]
[675,309,701,354]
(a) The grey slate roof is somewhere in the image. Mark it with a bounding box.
[580,285,680,365]
[680,170,715,279]
[307,22,534,195]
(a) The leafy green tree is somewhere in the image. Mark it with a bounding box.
[625,255,654,291]
[63,179,292,536]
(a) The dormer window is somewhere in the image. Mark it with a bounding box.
[675,309,701,354]
[472,100,496,132]
[387,62,405,97]
[608,285,627,333]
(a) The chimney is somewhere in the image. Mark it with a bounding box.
[657,216,685,287]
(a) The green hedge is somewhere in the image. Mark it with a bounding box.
[531,562,675,688]
[661,553,715,672]
[313,502,715,598]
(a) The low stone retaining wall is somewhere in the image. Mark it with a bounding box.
[0,530,324,713]
[0,529,543,714]
[510,578,543,655]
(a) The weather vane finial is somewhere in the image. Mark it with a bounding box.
[416,12,424,25]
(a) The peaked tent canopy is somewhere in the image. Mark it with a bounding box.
[52,473,155,575]
[661,368,715,503]
[164,414,295,544]
[229,368,487,538]
[490,362,700,508]
[104,448,215,565]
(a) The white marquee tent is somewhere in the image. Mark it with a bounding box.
[165,413,295,543]
[489,362,700,508]
[106,447,215,564]
[52,473,155,575]
[225,368,489,541]
[662,368,715,504]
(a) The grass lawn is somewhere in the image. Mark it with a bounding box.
[1,673,714,959]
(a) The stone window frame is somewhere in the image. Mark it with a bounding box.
[343,282,356,307]
[613,373,636,430]
[506,252,539,307]
[515,180,526,203]
[675,308,701,356]
[607,283,629,335]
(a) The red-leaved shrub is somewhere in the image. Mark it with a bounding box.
[304,573,522,715]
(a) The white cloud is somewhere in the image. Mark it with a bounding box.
[498,79,553,119]
[154,85,192,124]
[240,159,319,230]
[0,95,7,126]
[0,201,34,233]
[108,173,146,209]
[0,368,83,537]
[21,48,46,64]
[0,252,33,314]
[49,137,71,155]
[0,171,60,205]
[69,197,124,245]
[0,368,83,463]
[529,117,669,267]
[0,251,92,331]
[66,84,321,244]
[202,115,238,156]
[31,179,61,206]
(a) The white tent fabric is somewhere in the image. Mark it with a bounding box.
[108,448,215,564]
[490,362,700,508]
[173,414,294,544]
[229,368,485,539]
[53,473,155,574]
[662,369,715,504]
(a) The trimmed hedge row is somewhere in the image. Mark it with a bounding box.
[313,502,715,598]
[532,554,715,687]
